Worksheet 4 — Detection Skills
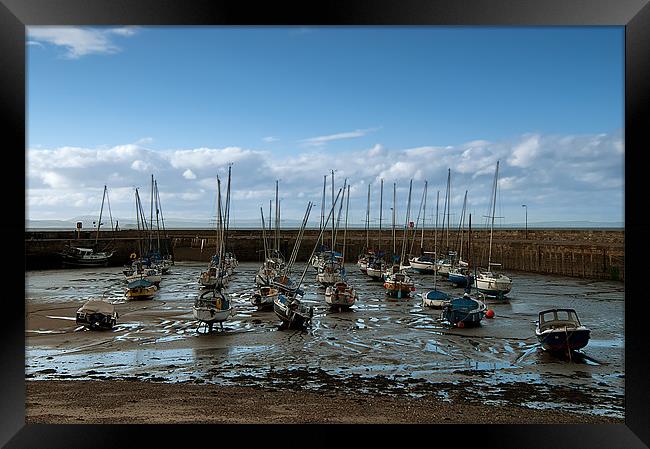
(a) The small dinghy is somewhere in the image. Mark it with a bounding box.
[535,308,591,352]
[251,285,279,310]
[125,278,158,300]
[421,289,450,308]
[76,299,118,330]
[441,293,487,327]
[325,280,357,309]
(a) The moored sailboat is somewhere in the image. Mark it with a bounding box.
[383,180,415,299]
[325,184,358,309]
[60,185,115,267]
[193,174,234,332]
[473,161,513,299]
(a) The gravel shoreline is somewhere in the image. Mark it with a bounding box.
[26,380,621,424]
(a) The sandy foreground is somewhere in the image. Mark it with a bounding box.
[26,380,620,424]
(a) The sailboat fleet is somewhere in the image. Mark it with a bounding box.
[76,159,514,333]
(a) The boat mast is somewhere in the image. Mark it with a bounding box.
[442,168,451,255]
[343,184,350,267]
[149,174,154,254]
[274,180,279,255]
[409,181,427,257]
[378,179,383,253]
[334,178,347,247]
[392,182,396,257]
[434,191,439,261]
[295,189,342,293]
[260,207,268,260]
[224,165,232,255]
[331,169,335,254]
[154,180,161,254]
[95,185,107,245]
[105,187,115,242]
[216,176,222,262]
[488,161,500,268]
[135,188,142,258]
[320,174,326,251]
[457,190,467,261]
[365,183,371,252]
[421,180,427,254]
[400,179,412,266]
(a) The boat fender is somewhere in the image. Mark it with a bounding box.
[457,321,465,328]
[486,309,495,318]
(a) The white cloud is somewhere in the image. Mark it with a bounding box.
[131,160,152,172]
[262,136,279,143]
[26,131,623,225]
[508,134,541,168]
[135,137,154,145]
[27,26,138,59]
[182,169,197,180]
[301,127,379,147]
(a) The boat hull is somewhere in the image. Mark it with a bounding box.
[251,288,278,310]
[324,285,357,308]
[448,272,474,287]
[442,296,486,327]
[409,259,436,274]
[474,277,512,297]
[366,266,385,281]
[383,282,414,298]
[61,254,113,267]
[75,313,116,330]
[421,290,450,308]
[193,306,232,323]
[125,286,158,299]
[273,295,312,329]
[537,328,591,352]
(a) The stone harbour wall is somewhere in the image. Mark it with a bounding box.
[25,228,624,281]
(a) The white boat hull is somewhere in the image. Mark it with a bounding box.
[325,285,357,307]
[409,259,436,273]
[193,306,232,323]
[474,274,512,296]
[366,266,384,280]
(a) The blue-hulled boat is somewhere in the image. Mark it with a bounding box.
[421,289,450,308]
[535,308,591,352]
[441,293,487,327]
[448,270,474,287]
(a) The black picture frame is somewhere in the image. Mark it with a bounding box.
[6,0,649,447]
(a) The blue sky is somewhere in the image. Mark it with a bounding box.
[26,26,624,227]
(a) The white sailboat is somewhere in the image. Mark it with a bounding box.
[325,184,358,309]
[316,171,345,287]
[473,160,513,299]
[193,174,234,332]
[409,180,438,274]
[383,180,415,299]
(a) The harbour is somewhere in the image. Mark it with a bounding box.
[25,261,624,422]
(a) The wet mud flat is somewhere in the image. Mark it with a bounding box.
[26,262,624,422]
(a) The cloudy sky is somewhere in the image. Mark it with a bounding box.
[27,27,624,228]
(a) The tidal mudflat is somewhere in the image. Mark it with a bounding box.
[25,261,624,423]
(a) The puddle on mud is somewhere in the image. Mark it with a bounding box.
[26,262,624,418]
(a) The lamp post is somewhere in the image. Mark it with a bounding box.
[521,204,527,239]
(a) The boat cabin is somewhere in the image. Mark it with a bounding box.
[537,308,582,331]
